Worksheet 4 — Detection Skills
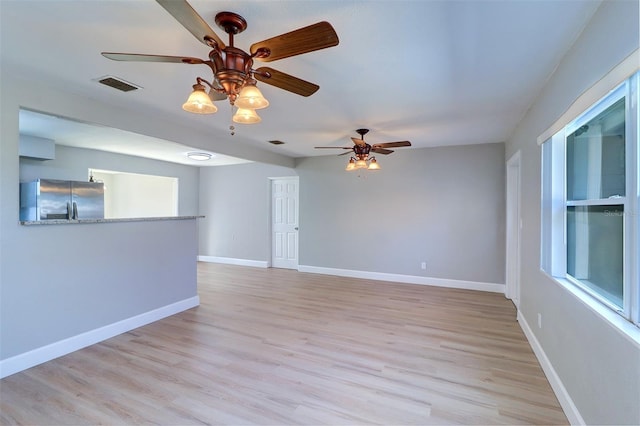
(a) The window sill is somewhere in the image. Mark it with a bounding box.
[541,270,640,349]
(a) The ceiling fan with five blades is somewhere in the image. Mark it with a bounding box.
[315,129,412,171]
[102,0,339,124]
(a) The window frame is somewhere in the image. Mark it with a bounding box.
[541,72,639,329]
[566,83,629,315]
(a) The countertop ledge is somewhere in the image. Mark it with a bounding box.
[20,216,204,226]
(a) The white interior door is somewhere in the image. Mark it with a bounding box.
[506,151,521,308]
[271,178,299,269]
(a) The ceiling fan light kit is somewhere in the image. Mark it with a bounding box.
[102,0,339,128]
[345,156,379,171]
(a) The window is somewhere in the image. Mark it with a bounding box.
[541,72,639,328]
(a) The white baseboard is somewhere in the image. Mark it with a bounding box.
[198,255,269,268]
[517,310,584,425]
[0,296,200,379]
[298,265,505,293]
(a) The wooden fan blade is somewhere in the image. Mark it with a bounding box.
[209,90,227,101]
[156,0,226,49]
[251,21,339,62]
[102,53,205,64]
[338,151,353,156]
[372,148,394,155]
[351,137,366,146]
[314,147,353,149]
[255,67,319,97]
[373,141,412,148]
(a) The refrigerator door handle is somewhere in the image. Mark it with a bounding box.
[72,202,78,220]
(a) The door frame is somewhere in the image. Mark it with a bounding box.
[506,151,522,308]
[268,176,299,269]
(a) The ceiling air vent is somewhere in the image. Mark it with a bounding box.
[95,75,141,92]
[268,140,285,145]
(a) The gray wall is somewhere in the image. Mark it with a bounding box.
[199,162,297,261]
[20,145,198,216]
[1,219,198,360]
[199,144,505,285]
[0,72,201,362]
[505,0,640,424]
[296,143,505,284]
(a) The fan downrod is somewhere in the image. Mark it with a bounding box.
[356,128,369,138]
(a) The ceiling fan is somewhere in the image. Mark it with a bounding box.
[101,0,339,125]
[315,129,412,171]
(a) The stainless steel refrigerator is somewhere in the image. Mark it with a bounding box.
[20,179,105,221]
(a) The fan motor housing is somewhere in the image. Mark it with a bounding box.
[354,144,371,157]
[214,47,253,98]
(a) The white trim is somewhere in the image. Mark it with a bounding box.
[629,72,640,326]
[538,49,639,145]
[298,265,505,293]
[517,310,585,426]
[0,296,200,379]
[198,255,269,268]
[267,176,299,181]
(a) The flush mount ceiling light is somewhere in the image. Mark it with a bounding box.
[315,129,412,171]
[102,0,339,128]
[187,152,213,161]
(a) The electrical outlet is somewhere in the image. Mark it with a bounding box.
[538,313,542,329]
[421,262,427,270]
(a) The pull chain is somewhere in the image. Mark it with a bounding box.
[229,104,235,136]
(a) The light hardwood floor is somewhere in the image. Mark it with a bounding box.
[1,263,567,425]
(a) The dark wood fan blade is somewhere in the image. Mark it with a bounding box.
[156,0,226,49]
[250,21,339,62]
[314,146,353,149]
[255,67,319,96]
[209,90,227,101]
[373,141,412,148]
[338,151,353,156]
[372,148,394,155]
[351,137,366,146]
[102,53,205,64]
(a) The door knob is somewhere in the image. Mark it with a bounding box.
[295,227,299,230]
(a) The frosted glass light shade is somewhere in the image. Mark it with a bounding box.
[233,108,261,124]
[355,159,368,169]
[345,158,356,171]
[182,85,217,114]
[368,158,380,170]
[235,83,269,109]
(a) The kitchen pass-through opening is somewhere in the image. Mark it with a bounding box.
[90,169,178,219]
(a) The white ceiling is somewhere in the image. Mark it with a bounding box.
[18,109,251,166]
[2,0,602,165]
